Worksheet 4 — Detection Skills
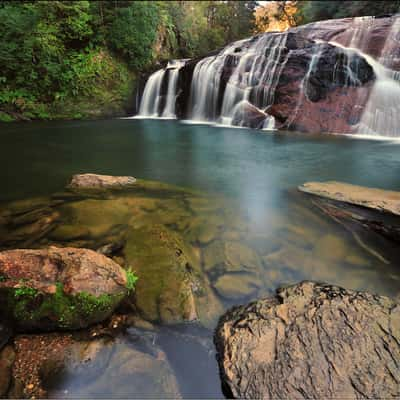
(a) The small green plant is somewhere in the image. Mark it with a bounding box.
[0,274,7,282]
[14,286,38,299]
[126,268,138,293]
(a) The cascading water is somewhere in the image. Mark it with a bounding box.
[136,15,400,137]
[322,15,400,137]
[357,16,400,137]
[138,60,185,118]
[220,33,288,127]
[138,69,165,117]
[138,35,287,128]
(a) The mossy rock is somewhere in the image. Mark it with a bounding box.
[124,224,200,324]
[0,247,129,331]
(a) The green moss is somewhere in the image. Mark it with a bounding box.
[5,282,125,329]
[126,268,138,293]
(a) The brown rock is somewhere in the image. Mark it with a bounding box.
[0,345,15,397]
[215,281,400,399]
[213,273,260,300]
[299,181,400,216]
[0,247,128,330]
[68,174,136,189]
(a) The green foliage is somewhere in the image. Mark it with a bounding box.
[126,268,138,293]
[108,2,160,69]
[14,286,38,299]
[296,1,400,25]
[0,1,257,120]
[159,1,257,58]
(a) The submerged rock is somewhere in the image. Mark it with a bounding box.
[124,224,199,324]
[203,240,262,276]
[213,273,260,300]
[0,247,128,331]
[68,173,136,189]
[215,281,400,399]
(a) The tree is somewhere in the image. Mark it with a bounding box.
[255,1,300,33]
[108,1,160,69]
[296,1,400,24]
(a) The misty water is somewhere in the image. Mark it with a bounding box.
[1,118,400,398]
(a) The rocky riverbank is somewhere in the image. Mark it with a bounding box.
[1,175,399,398]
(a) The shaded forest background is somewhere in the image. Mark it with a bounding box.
[0,0,399,122]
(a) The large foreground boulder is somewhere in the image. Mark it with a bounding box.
[68,173,136,189]
[215,281,400,399]
[0,247,129,331]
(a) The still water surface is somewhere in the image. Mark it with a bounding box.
[0,119,399,398]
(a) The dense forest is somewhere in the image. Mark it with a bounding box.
[0,0,399,122]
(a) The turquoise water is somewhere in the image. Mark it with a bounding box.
[1,119,399,398]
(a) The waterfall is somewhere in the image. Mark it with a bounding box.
[135,15,400,137]
[187,34,288,127]
[220,33,288,126]
[138,60,185,118]
[357,16,400,137]
[137,33,287,129]
[138,69,165,117]
[325,16,400,137]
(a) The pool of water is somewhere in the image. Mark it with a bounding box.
[1,118,399,398]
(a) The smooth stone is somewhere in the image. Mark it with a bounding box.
[203,240,262,275]
[213,273,261,299]
[77,337,181,398]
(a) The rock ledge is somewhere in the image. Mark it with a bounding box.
[68,174,136,189]
[299,181,400,216]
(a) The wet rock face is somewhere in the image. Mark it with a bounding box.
[215,281,400,399]
[269,41,375,133]
[0,247,128,331]
[68,174,136,189]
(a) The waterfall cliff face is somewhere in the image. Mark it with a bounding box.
[137,15,400,137]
